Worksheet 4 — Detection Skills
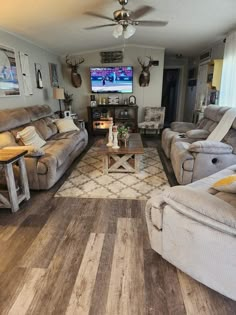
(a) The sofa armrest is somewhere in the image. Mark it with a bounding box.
[163,186,236,232]
[189,141,233,154]
[186,129,210,139]
[170,122,196,133]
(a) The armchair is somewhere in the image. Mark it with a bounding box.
[138,107,165,134]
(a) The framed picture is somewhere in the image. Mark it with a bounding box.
[49,62,59,87]
[0,45,20,97]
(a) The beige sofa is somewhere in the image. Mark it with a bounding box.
[0,105,88,190]
[146,165,236,301]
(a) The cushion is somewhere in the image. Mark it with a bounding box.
[212,175,236,193]
[55,118,80,133]
[2,145,44,157]
[32,117,58,140]
[186,129,210,139]
[0,131,18,148]
[16,126,46,148]
[144,107,161,122]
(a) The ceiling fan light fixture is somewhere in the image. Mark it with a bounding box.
[124,24,136,39]
[112,24,123,38]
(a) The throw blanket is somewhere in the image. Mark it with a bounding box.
[207,108,236,141]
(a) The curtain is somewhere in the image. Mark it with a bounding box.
[219,31,236,107]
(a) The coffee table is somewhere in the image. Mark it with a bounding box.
[95,133,144,174]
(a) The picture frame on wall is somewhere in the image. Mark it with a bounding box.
[0,45,20,97]
[35,63,43,89]
[49,62,59,87]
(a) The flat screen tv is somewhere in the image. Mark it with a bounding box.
[90,66,133,93]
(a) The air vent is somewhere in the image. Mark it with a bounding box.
[200,50,212,63]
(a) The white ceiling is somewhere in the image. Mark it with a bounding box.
[1,0,236,56]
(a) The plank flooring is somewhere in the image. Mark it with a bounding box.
[0,136,235,314]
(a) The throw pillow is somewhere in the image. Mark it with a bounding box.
[55,118,80,133]
[0,131,18,148]
[16,126,46,148]
[3,145,45,157]
[212,175,236,193]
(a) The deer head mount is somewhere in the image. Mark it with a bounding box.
[138,56,153,87]
[66,55,85,88]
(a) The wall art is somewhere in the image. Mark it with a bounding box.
[0,45,20,96]
[49,62,59,87]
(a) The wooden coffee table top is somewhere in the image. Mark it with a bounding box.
[95,133,144,155]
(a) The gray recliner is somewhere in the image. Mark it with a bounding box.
[168,106,236,184]
[161,105,230,158]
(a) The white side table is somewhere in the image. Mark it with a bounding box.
[0,149,30,213]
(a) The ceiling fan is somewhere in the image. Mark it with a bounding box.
[84,0,168,39]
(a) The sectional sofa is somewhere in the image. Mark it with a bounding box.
[0,105,88,190]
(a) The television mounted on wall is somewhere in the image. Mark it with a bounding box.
[90,66,133,94]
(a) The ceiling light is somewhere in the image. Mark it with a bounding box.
[112,24,123,38]
[124,24,136,39]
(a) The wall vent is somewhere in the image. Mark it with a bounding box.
[199,50,212,63]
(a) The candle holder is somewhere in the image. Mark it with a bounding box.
[107,118,113,147]
[112,125,120,149]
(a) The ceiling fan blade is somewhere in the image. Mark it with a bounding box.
[85,11,114,22]
[84,23,117,30]
[130,6,155,20]
[135,20,168,27]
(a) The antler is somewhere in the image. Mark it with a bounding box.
[137,57,145,68]
[78,57,85,65]
[66,55,73,66]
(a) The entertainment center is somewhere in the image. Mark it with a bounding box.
[87,104,138,135]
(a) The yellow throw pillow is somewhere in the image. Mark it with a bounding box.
[55,118,80,133]
[16,126,46,148]
[212,175,236,193]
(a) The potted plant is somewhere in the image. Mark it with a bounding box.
[63,91,73,111]
[117,125,129,146]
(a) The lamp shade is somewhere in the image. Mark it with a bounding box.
[53,87,65,100]
[124,24,136,39]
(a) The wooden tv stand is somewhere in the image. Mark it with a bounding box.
[87,105,138,135]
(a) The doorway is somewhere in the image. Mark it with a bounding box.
[161,69,180,126]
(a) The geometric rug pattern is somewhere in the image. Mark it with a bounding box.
[55,147,169,200]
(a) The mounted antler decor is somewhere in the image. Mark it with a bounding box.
[66,55,85,88]
[138,56,159,87]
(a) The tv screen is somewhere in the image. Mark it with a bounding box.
[90,66,133,93]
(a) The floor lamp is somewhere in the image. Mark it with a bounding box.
[53,87,65,118]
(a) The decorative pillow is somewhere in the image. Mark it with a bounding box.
[54,118,80,133]
[0,131,18,148]
[212,175,236,193]
[16,126,46,148]
[3,145,44,157]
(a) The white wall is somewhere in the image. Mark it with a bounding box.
[0,28,63,111]
[61,45,165,122]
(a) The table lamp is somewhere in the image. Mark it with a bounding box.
[53,87,65,118]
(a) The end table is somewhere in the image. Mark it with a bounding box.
[0,149,30,213]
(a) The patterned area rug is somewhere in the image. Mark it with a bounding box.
[55,147,169,200]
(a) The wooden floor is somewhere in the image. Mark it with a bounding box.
[0,136,235,315]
